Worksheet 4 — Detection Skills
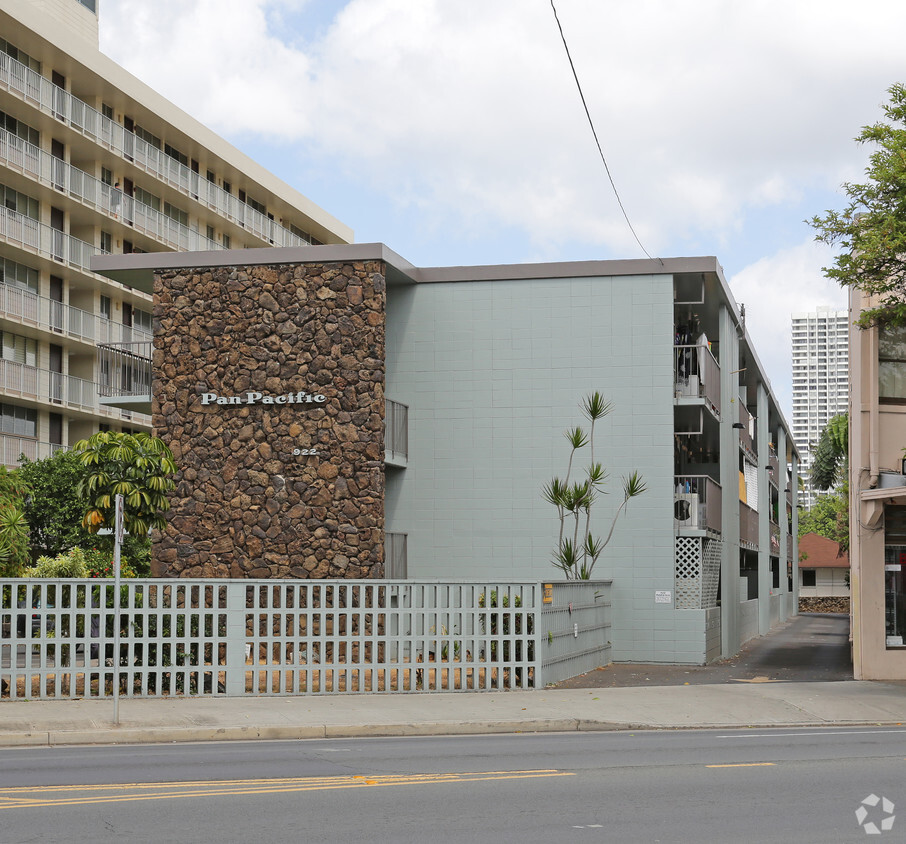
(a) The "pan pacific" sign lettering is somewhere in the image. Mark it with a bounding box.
[200,390,326,406]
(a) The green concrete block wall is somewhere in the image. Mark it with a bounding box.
[385,272,702,662]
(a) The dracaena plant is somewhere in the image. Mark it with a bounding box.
[542,392,646,579]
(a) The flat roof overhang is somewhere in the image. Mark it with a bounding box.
[91,245,724,295]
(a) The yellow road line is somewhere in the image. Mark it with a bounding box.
[705,762,776,768]
[0,770,576,811]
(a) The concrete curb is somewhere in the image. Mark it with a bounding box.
[1,718,904,747]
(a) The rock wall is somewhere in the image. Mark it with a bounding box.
[151,260,386,578]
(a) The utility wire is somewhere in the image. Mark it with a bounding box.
[549,0,656,262]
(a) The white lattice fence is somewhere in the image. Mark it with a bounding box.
[675,537,722,609]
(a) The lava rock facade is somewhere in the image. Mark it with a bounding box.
[151,260,386,578]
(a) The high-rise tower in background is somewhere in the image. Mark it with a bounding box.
[791,306,849,507]
[0,0,352,466]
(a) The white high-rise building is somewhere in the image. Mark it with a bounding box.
[0,0,352,465]
[791,306,849,507]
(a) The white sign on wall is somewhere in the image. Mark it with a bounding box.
[655,590,672,604]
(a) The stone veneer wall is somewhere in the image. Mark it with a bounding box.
[152,260,386,578]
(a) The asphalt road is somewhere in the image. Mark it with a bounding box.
[557,612,853,688]
[0,727,902,843]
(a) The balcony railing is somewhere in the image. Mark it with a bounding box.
[385,399,408,464]
[768,447,780,484]
[96,341,153,399]
[0,436,67,468]
[740,502,759,549]
[0,52,321,249]
[0,283,152,347]
[738,404,757,461]
[674,344,720,414]
[0,358,146,421]
[674,475,722,533]
[0,129,221,253]
[770,521,781,556]
[384,532,408,578]
[0,206,99,273]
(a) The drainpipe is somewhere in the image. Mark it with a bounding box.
[869,324,879,488]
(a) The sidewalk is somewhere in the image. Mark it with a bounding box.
[2,679,905,747]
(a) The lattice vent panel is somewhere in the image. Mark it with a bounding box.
[675,536,703,609]
[701,539,722,609]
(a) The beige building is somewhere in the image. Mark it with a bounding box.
[0,0,351,464]
[849,287,906,678]
[798,532,849,599]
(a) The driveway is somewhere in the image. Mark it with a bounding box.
[556,612,853,688]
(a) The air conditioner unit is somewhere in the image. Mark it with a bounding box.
[674,493,700,528]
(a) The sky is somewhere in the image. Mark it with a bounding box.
[97,0,906,421]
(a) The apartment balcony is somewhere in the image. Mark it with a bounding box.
[767,447,780,486]
[674,475,722,535]
[0,206,97,273]
[385,399,408,467]
[674,344,720,417]
[0,52,322,249]
[0,357,147,425]
[770,520,781,556]
[739,502,759,550]
[0,129,220,253]
[737,404,757,463]
[96,341,152,414]
[0,282,152,348]
[0,435,67,469]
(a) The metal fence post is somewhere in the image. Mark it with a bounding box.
[224,581,247,696]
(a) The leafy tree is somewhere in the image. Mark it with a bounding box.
[17,448,152,575]
[19,449,94,559]
[810,412,848,492]
[542,392,646,579]
[0,466,29,576]
[73,432,177,538]
[799,488,849,552]
[810,83,906,327]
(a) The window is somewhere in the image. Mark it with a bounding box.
[133,125,161,149]
[0,259,38,293]
[133,186,160,212]
[164,143,187,166]
[801,570,817,588]
[100,295,111,320]
[101,167,113,186]
[0,403,36,437]
[134,308,152,333]
[0,183,38,220]
[100,231,112,253]
[206,225,215,242]
[246,195,267,215]
[885,507,906,647]
[289,223,311,244]
[101,103,114,120]
[0,332,36,366]
[76,0,97,11]
[222,234,230,249]
[0,38,40,73]
[879,326,906,401]
[163,202,188,227]
[0,109,38,146]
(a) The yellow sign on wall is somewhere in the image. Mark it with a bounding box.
[543,583,553,604]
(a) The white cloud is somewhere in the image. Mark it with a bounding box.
[99,0,905,261]
[729,239,847,418]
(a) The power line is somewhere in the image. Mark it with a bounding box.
[549,0,655,261]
